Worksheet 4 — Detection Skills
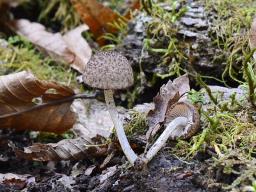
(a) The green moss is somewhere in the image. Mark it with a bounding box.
[101,18,129,51]
[172,85,256,190]
[0,36,77,86]
[125,110,147,136]
[203,0,256,85]
[35,130,75,143]
[213,149,256,190]
[187,89,206,104]
[18,0,80,32]
[142,0,187,78]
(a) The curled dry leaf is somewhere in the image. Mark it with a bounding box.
[0,173,35,190]
[99,165,118,184]
[124,0,141,20]
[146,74,190,139]
[14,136,108,161]
[71,0,122,45]
[0,71,76,133]
[7,19,91,73]
[71,0,141,45]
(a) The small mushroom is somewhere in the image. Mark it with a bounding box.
[144,102,199,163]
[83,51,138,165]
[249,17,256,59]
[250,17,256,48]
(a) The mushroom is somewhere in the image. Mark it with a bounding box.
[250,17,256,48]
[249,17,256,59]
[143,102,199,163]
[83,51,138,165]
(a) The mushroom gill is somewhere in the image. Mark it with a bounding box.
[164,102,200,139]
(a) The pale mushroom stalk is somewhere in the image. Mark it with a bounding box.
[104,89,138,165]
[143,117,188,163]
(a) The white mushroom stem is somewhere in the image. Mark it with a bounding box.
[104,89,138,165]
[143,117,188,163]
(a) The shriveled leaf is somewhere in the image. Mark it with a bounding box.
[71,0,123,45]
[7,19,91,73]
[14,136,108,161]
[99,165,117,184]
[71,0,141,45]
[0,173,35,190]
[124,0,141,20]
[63,25,92,72]
[0,71,76,133]
[13,99,129,161]
[146,74,190,139]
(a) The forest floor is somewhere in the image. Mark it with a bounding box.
[0,0,256,191]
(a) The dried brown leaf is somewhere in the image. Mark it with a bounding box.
[14,136,108,161]
[71,0,122,45]
[71,0,141,45]
[99,165,117,184]
[63,25,92,72]
[0,173,35,190]
[7,19,91,73]
[0,71,76,133]
[146,74,190,139]
[124,0,141,20]
[13,99,129,161]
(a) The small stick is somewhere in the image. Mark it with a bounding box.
[0,92,98,119]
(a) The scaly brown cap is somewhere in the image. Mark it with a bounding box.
[83,51,134,90]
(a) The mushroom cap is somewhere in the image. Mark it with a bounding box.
[164,102,200,139]
[83,51,134,90]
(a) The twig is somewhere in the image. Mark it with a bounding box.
[0,92,98,119]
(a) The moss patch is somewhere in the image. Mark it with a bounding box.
[203,0,256,85]
[0,36,77,86]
